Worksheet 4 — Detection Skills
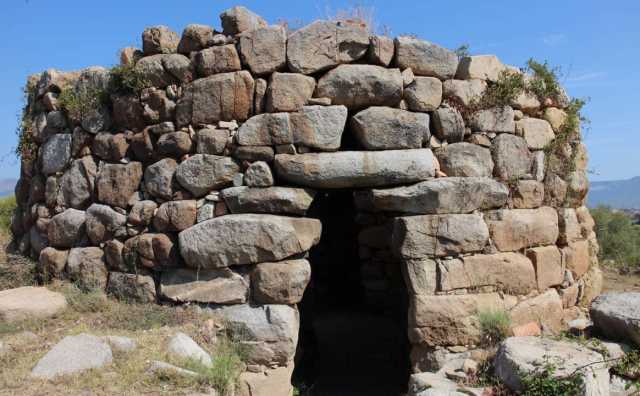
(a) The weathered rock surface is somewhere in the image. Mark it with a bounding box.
[142,25,179,55]
[395,36,459,79]
[431,105,465,143]
[509,289,564,332]
[316,65,403,109]
[495,337,609,395]
[239,26,287,76]
[243,161,273,187]
[287,20,369,75]
[210,304,299,365]
[179,214,321,268]
[144,158,178,200]
[290,105,348,151]
[167,332,212,367]
[469,106,515,133]
[526,245,563,290]
[67,247,108,290]
[175,154,239,197]
[516,118,555,150]
[443,79,487,106]
[404,77,443,112]
[58,156,97,209]
[410,293,515,346]
[31,333,113,379]
[393,214,489,258]
[355,177,508,214]
[485,207,559,251]
[160,268,248,304]
[177,24,214,54]
[563,240,591,278]
[456,55,505,82]
[220,6,267,36]
[438,253,536,294]
[222,186,315,215]
[591,293,640,346]
[252,259,311,304]
[194,44,241,76]
[0,287,67,323]
[96,162,143,208]
[266,72,315,112]
[275,149,435,189]
[41,134,72,175]
[436,142,494,177]
[106,272,156,303]
[351,107,429,150]
[492,133,533,180]
[153,200,197,232]
[85,203,127,244]
[47,208,86,248]
[176,71,254,126]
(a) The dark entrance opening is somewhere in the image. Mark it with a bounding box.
[293,190,410,396]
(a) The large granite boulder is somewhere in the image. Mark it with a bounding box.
[175,154,240,197]
[239,26,287,76]
[252,259,311,304]
[220,6,267,36]
[96,162,143,208]
[395,36,458,79]
[153,200,197,232]
[176,71,254,126]
[316,65,403,109]
[494,337,609,396]
[142,25,179,55]
[351,107,429,150]
[106,272,156,303]
[438,253,536,294]
[393,214,489,258]
[178,214,321,268]
[41,134,72,175]
[409,293,515,346]
[456,55,506,82]
[436,142,494,177]
[144,158,178,201]
[67,247,108,290]
[194,44,241,76]
[485,207,559,252]
[222,187,316,216]
[177,24,215,54]
[356,177,508,214]
[47,208,86,248]
[404,77,443,112]
[58,156,97,210]
[274,149,435,189]
[85,203,127,244]
[287,20,369,74]
[590,293,640,346]
[266,72,315,112]
[492,133,533,180]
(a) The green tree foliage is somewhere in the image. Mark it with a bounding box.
[591,206,640,271]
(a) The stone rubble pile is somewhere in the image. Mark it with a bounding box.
[12,4,600,394]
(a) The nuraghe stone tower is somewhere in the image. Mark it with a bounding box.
[11,5,601,395]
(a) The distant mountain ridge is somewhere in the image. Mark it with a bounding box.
[588,176,640,209]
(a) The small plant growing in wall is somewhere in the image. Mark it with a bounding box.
[15,81,38,161]
[477,309,512,346]
[109,62,150,96]
[57,84,109,125]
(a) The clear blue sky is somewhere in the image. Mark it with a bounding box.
[1,0,638,182]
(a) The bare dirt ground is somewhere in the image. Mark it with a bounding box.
[602,267,640,293]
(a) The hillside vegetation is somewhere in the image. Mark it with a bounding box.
[591,206,640,272]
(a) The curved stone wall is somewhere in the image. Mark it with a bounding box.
[11,5,602,393]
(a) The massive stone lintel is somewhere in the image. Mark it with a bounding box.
[274,149,435,189]
[178,214,321,268]
[355,177,508,214]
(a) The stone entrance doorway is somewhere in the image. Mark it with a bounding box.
[293,190,409,396]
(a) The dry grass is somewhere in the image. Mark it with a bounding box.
[0,234,238,396]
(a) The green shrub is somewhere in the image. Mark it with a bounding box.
[15,82,38,161]
[454,43,470,60]
[477,309,512,346]
[520,362,584,396]
[591,206,640,271]
[526,59,562,104]
[109,62,150,96]
[58,85,109,124]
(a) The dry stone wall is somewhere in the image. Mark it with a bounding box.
[12,5,602,392]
